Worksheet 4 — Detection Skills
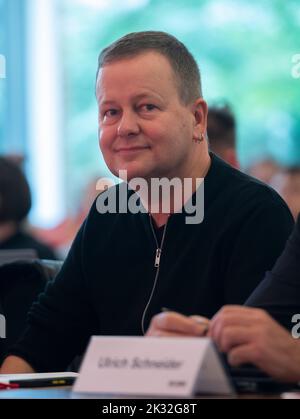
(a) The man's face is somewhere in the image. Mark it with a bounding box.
[96,52,204,181]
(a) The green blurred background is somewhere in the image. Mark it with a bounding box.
[0,0,299,225]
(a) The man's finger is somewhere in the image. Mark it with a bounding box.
[217,326,255,353]
[149,312,207,335]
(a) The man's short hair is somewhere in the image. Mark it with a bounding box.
[96,31,202,104]
[0,157,31,224]
[207,104,236,149]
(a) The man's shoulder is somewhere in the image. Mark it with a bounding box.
[212,155,289,208]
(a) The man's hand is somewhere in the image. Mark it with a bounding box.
[209,305,300,382]
[146,311,209,337]
[0,356,35,374]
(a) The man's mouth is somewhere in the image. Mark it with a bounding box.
[115,146,150,154]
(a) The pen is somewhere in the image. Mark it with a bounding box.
[7,377,76,388]
[161,307,210,335]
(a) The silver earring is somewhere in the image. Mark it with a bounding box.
[193,133,204,144]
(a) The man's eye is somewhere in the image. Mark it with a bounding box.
[100,109,119,121]
[140,104,157,112]
[103,109,118,118]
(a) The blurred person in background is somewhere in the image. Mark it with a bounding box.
[271,167,300,221]
[0,156,57,260]
[247,158,280,185]
[207,103,239,169]
[247,113,300,187]
[32,175,107,257]
[269,116,300,221]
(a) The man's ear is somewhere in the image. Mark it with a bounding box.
[192,99,208,140]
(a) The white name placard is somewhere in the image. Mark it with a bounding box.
[73,337,234,397]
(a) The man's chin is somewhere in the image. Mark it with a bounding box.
[112,166,151,183]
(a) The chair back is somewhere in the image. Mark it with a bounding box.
[0,259,63,363]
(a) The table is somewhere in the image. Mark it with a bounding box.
[0,387,282,399]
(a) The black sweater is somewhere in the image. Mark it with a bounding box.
[10,155,294,372]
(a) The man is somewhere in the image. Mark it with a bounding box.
[207,104,239,169]
[0,31,293,374]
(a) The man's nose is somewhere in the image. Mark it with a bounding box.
[117,111,140,137]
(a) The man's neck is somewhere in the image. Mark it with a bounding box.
[147,151,212,228]
[150,213,170,229]
[0,222,18,243]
